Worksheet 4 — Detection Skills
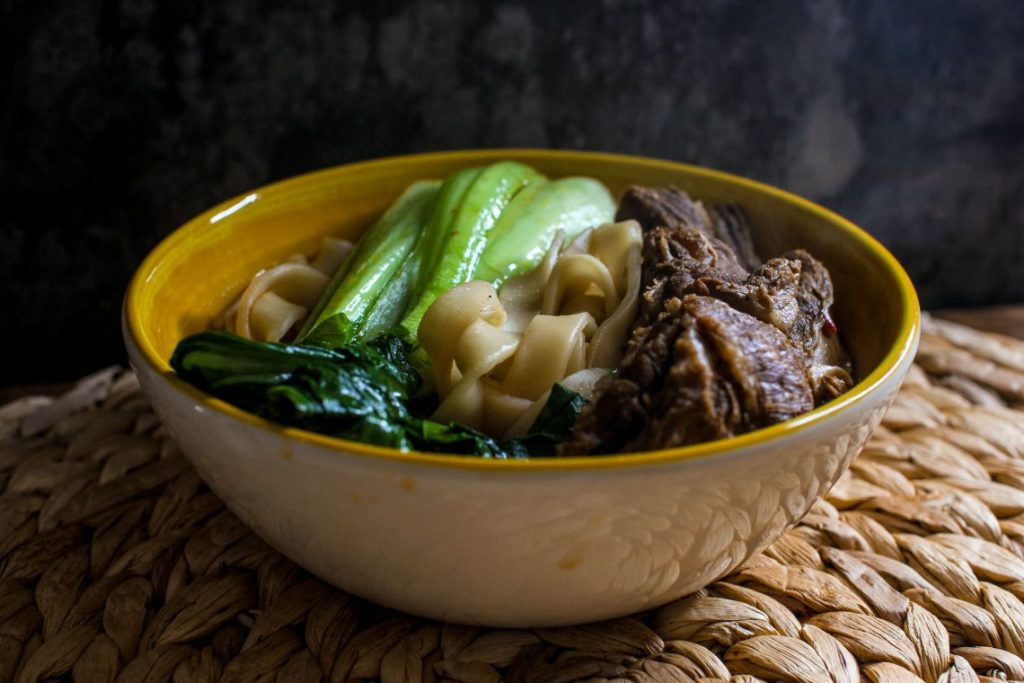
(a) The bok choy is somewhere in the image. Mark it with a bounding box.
[298,180,440,348]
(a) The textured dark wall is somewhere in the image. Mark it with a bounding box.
[2,0,1023,383]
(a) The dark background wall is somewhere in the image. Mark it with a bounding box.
[2,0,1022,383]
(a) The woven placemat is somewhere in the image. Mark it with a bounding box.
[3,315,1024,683]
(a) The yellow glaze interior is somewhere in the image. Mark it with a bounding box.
[124,149,920,471]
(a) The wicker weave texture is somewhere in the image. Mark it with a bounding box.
[3,314,1024,683]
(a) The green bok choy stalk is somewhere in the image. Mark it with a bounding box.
[297,180,440,348]
[474,177,615,285]
[358,167,484,341]
[394,161,544,343]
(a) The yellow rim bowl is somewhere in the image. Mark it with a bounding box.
[124,149,920,471]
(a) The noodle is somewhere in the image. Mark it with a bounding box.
[418,220,643,437]
[216,237,353,343]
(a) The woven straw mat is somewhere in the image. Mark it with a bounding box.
[3,314,1024,683]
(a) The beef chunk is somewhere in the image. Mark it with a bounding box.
[617,185,714,235]
[781,250,837,356]
[639,296,814,450]
[565,310,689,455]
[709,204,760,272]
[697,257,803,335]
[640,319,741,449]
[560,296,813,455]
[680,297,815,425]
[702,252,826,355]
[561,186,855,455]
[617,186,760,269]
[642,226,748,288]
[698,250,855,403]
[782,250,853,401]
[769,250,853,401]
[638,226,747,325]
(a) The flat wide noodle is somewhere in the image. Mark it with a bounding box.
[419,280,509,396]
[502,313,596,400]
[499,232,565,334]
[419,221,643,438]
[217,236,353,343]
[432,377,487,431]
[541,254,619,318]
[235,263,327,341]
[248,292,308,343]
[483,383,533,436]
[587,221,643,368]
[310,237,353,275]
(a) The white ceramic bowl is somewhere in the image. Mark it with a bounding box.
[124,149,920,627]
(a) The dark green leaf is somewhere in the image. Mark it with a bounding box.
[506,384,589,457]
[171,332,412,442]
[299,312,357,350]
[171,332,587,458]
[404,419,511,458]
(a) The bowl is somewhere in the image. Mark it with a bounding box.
[123,149,919,627]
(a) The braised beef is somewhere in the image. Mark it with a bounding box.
[560,295,814,455]
[697,251,854,400]
[699,257,801,331]
[710,250,853,401]
[559,185,855,455]
[639,296,814,450]
[625,186,854,404]
[638,226,747,325]
[709,204,761,272]
[617,185,761,270]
